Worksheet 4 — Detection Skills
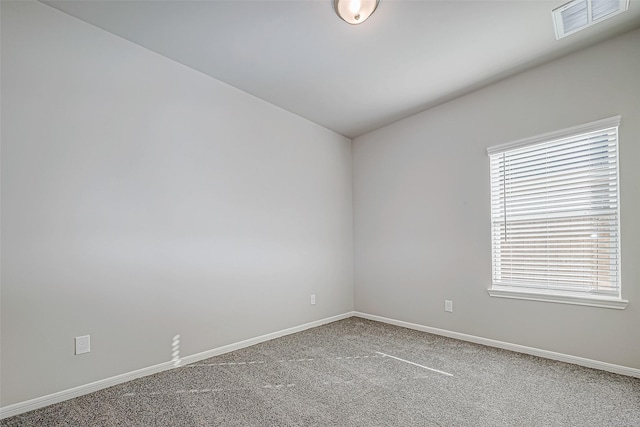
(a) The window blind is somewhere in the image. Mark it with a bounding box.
[489,120,620,296]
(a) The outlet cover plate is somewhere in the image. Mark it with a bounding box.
[75,335,90,355]
[444,300,453,312]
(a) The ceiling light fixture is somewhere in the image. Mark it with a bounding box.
[334,0,380,25]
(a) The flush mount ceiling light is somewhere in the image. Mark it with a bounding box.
[334,0,380,25]
[552,0,629,39]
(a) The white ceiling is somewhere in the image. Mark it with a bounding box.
[43,0,640,138]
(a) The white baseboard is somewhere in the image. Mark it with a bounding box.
[4,310,636,419]
[0,312,355,420]
[178,311,354,366]
[354,311,640,379]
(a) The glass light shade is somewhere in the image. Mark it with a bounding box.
[334,0,380,25]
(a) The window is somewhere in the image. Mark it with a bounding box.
[487,116,626,309]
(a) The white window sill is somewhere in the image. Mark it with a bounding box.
[487,287,628,310]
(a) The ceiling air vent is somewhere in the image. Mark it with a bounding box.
[552,0,629,39]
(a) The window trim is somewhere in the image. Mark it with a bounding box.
[487,286,628,309]
[487,116,626,309]
[487,116,621,156]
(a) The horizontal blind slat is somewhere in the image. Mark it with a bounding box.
[489,124,620,296]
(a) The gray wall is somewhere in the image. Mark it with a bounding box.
[1,1,353,406]
[353,28,640,370]
[2,0,639,412]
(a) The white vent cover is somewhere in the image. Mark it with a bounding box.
[552,0,629,39]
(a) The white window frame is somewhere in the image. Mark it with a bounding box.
[487,116,627,309]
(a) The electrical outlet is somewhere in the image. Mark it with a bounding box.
[310,294,316,305]
[444,300,453,313]
[75,335,90,355]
